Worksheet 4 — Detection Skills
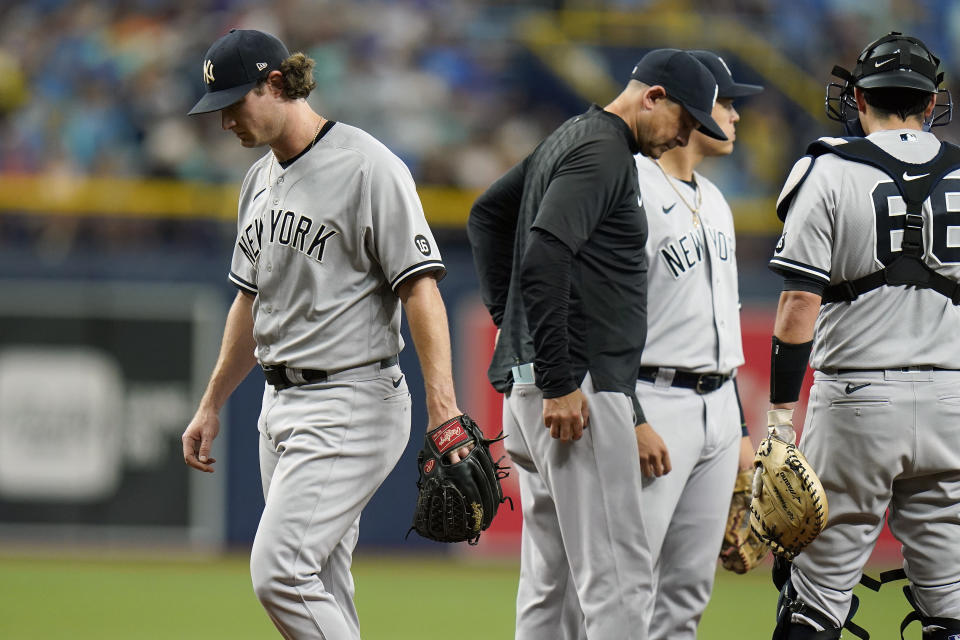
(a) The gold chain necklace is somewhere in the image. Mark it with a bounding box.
[654,159,702,227]
[268,118,323,188]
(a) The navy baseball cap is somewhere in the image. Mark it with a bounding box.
[188,29,290,115]
[630,49,727,140]
[689,50,764,98]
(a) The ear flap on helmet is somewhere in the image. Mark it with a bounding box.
[825,65,863,135]
[927,88,953,130]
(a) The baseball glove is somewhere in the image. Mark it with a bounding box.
[749,409,828,560]
[719,467,770,573]
[409,414,511,544]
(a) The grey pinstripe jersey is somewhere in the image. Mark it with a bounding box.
[770,130,960,370]
[635,155,744,374]
[229,122,445,370]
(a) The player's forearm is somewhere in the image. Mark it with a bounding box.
[197,290,258,414]
[770,289,820,409]
[773,290,820,343]
[398,275,460,428]
[738,435,755,470]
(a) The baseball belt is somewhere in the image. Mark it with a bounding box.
[262,355,399,390]
[830,365,954,374]
[637,366,731,394]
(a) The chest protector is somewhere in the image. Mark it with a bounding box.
[778,136,960,305]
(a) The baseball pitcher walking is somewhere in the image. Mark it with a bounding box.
[181,29,467,639]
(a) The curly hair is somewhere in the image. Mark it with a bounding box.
[278,52,317,99]
[255,52,317,100]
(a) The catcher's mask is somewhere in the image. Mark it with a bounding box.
[825,31,952,135]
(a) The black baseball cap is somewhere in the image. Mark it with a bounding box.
[188,29,290,115]
[689,50,764,98]
[630,49,727,140]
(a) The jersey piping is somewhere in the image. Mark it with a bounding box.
[229,271,258,294]
[390,260,446,291]
[769,256,831,282]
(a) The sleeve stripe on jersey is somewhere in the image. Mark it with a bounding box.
[768,257,830,282]
[229,272,258,294]
[391,260,446,290]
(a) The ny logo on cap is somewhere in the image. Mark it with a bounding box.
[203,59,215,84]
[717,56,733,78]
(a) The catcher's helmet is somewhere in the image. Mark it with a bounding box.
[825,31,952,133]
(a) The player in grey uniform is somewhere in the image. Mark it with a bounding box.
[633,50,762,640]
[180,30,468,639]
[469,49,726,640]
[766,32,960,639]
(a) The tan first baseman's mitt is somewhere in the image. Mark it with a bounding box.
[749,409,828,560]
[719,467,769,573]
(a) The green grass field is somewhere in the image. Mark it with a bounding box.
[0,551,919,639]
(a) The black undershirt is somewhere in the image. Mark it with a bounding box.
[279,120,336,169]
[783,273,826,296]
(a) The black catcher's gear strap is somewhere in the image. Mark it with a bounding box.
[859,568,907,592]
[774,580,869,639]
[899,588,960,640]
[773,562,870,640]
[797,138,960,305]
[858,569,960,640]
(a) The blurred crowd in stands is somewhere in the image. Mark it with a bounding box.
[0,0,560,189]
[0,0,957,256]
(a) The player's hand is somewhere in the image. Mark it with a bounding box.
[542,390,590,442]
[182,408,220,473]
[635,422,671,477]
[427,411,473,463]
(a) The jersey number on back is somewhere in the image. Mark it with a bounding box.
[872,177,960,265]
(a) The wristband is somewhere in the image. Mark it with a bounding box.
[770,337,812,404]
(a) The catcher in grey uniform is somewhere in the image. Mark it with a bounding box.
[632,50,762,640]
[181,30,468,639]
[469,49,726,640]
[767,32,960,639]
